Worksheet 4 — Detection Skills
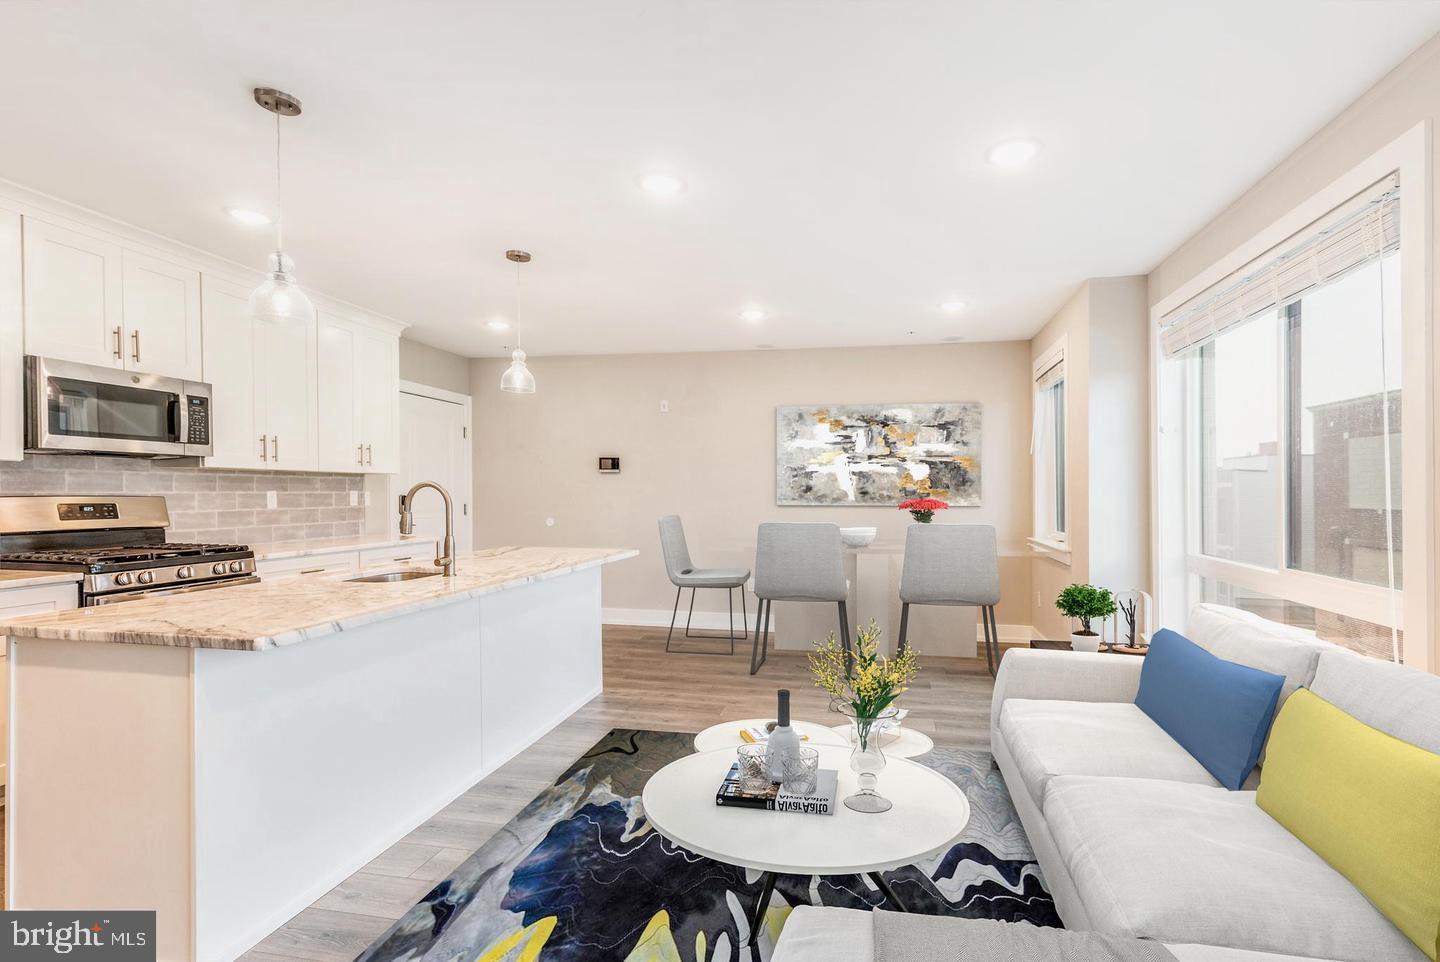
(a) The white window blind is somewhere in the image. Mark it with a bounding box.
[1159,175,1399,358]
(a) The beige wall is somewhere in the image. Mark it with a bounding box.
[1028,276,1150,639]
[470,342,1035,629]
[399,337,471,395]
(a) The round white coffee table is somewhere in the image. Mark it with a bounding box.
[642,744,969,946]
[693,717,850,753]
[828,723,934,759]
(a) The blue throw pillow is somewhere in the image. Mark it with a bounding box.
[1135,629,1285,790]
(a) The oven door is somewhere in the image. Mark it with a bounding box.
[87,575,261,606]
[26,355,192,457]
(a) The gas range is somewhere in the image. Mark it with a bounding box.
[0,496,258,605]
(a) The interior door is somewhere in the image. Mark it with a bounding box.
[22,218,123,368]
[399,391,471,551]
[258,314,317,470]
[200,277,262,468]
[316,313,361,471]
[121,252,201,378]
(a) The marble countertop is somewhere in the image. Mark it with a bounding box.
[0,546,637,652]
[252,534,438,561]
[0,570,84,590]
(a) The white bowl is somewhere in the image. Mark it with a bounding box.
[839,526,878,547]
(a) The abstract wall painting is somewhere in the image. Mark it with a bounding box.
[775,402,982,506]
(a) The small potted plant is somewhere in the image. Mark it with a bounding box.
[1055,584,1116,653]
[897,497,949,523]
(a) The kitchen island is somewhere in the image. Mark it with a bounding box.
[0,545,636,962]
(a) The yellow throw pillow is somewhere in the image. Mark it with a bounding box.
[1258,688,1440,960]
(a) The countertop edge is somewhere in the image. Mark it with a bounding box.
[1,548,640,651]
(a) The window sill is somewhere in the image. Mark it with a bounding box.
[1028,537,1072,566]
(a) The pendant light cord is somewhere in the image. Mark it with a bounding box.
[274,110,284,254]
[514,259,523,351]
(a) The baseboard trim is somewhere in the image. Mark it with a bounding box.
[604,606,768,632]
[606,607,1031,649]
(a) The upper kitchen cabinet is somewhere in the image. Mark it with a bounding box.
[0,206,22,461]
[121,251,202,379]
[21,218,123,368]
[22,217,202,379]
[316,312,399,474]
[201,275,317,471]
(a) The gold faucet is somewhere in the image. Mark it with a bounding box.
[398,481,457,577]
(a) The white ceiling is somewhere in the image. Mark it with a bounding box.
[1,1,1436,359]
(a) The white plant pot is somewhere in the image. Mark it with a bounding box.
[1071,631,1102,653]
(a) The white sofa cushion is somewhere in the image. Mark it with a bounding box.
[1310,647,1440,753]
[999,700,1221,807]
[772,906,874,962]
[1186,604,1324,704]
[1043,775,1426,962]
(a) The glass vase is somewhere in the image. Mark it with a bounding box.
[845,714,893,813]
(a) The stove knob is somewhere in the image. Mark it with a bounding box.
[228,561,244,573]
[115,572,133,587]
[137,571,154,585]
[176,565,195,580]
[212,562,228,575]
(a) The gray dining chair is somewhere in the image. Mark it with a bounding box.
[751,522,851,675]
[898,523,1002,675]
[658,515,751,655]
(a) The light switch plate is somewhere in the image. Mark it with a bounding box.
[266,490,278,510]
[659,399,669,413]
[349,491,359,507]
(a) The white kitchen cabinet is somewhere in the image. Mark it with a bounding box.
[356,325,399,472]
[256,550,360,581]
[121,251,202,379]
[23,217,202,379]
[22,218,124,368]
[317,312,399,474]
[0,205,22,461]
[0,579,80,785]
[317,312,362,471]
[201,276,317,470]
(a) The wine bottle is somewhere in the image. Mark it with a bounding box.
[766,689,800,781]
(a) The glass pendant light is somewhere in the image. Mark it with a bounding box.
[249,88,316,326]
[499,249,537,394]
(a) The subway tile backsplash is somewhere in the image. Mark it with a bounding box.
[0,455,366,545]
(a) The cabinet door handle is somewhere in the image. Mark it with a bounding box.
[259,435,268,462]
[365,443,373,465]
[299,567,325,575]
[130,329,141,364]
[270,435,279,461]
[112,326,123,360]
[357,443,364,465]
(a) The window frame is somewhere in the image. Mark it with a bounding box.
[1031,337,1070,559]
[1151,123,1433,672]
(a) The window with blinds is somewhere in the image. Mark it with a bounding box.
[1032,347,1066,545]
[1157,176,1404,663]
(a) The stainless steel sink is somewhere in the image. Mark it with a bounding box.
[345,569,443,583]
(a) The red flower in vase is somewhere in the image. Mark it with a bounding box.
[898,498,949,523]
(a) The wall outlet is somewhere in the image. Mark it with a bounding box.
[364,491,372,507]
[266,490,278,510]
[545,517,555,527]
[349,491,359,507]
[659,399,669,413]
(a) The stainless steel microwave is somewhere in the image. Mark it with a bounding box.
[24,356,213,458]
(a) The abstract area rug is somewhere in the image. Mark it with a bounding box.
[356,729,1059,962]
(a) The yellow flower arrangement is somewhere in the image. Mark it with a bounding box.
[807,620,920,722]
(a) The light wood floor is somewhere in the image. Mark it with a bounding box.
[239,625,999,962]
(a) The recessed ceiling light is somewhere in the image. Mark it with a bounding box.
[739,307,768,323]
[939,300,966,314]
[226,207,271,226]
[638,172,687,197]
[486,318,511,331]
[986,138,1040,169]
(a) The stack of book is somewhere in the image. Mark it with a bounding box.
[715,762,839,815]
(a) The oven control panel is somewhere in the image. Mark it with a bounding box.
[186,396,210,445]
[58,502,119,522]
